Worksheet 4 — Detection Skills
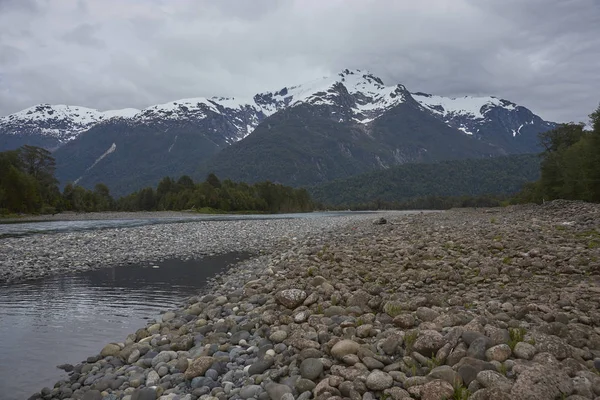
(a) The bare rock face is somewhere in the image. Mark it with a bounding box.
[275,289,307,309]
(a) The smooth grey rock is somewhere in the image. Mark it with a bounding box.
[300,358,324,381]
[366,370,393,391]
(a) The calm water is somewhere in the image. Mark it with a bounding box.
[0,253,248,400]
[0,211,376,238]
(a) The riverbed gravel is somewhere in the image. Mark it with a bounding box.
[21,201,600,400]
[0,212,397,283]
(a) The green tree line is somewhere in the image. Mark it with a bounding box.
[514,104,600,203]
[0,146,313,215]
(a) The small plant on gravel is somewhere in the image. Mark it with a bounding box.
[427,355,441,369]
[502,256,513,265]
[307,266,316,276]
[410,363,418,377]
[463,302,475,310]
[508,327,527,350]
[490,217,497,224]
[356,317,364,326]
[316,304,324,314]
[555,225,567,231]
[384,302,403,317]
[404,330,418,351]
[498,363,508,376]
[449,384,470,400]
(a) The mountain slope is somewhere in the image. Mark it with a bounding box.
[197,73,516,186]
[2,69,556,194]
[412,92,556,153]
[0,104,138,151]
[309,153,541,206]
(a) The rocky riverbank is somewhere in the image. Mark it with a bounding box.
[28,201,600,400]
[0,212,395,283]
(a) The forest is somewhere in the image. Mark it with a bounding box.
[0,146,313,215]
[513,104,600,203]
[2,103,598,215]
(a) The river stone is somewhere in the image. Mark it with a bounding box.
[184,356,215,379]
[275,289,307,309]
[476,370,513,392]
[428,365,462,386]
[146,370,160,386]
[510,363,573,400]
[468,337,490,360]
[248,357,275,375]
[331,340,360,359]
[270,330,288,343]
[486,344,511,362]
[300,358,324,381]
[82,390,103,400]
[240,385,262,399]
[296,378,317,393]
[469,388,512,400]
[366,370,393,391]
[131,388,157,400]
[413,330,445,357]
[100,343,121,357]
[266,382,293,400]
[420,379,454,400]
[362,356,384,370]
[514,342,536,360]
[534,334,572,360]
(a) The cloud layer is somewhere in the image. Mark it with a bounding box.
[1,0,598,123]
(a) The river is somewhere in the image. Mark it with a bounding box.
[0,253,248,400]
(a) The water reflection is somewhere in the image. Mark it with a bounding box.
[0,253,248,400]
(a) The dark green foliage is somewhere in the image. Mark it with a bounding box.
[517,104,600,203]
[117,174,313,213]
[309,154,541,207]
[0,146,59,213]
[1,147,313,215]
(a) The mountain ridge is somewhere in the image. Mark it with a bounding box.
[1,68,550,150]
[1,69,557,195]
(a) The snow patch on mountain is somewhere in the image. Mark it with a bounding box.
[411,93,517,119]
[257,69,407,124]
[74,142,117,184]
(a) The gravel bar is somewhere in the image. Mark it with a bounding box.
[19,201,600,400]
[0,212,399,284]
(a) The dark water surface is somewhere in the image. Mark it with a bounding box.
[0,253,249,400]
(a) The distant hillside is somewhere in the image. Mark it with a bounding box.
[309,154,541,206]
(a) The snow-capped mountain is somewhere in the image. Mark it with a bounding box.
[1,69,557,195]
[1,68,553,152]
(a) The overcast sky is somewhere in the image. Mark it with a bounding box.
[0,0,598,123]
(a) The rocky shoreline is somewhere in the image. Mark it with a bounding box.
[0,212,394,284]
[24,201,600,400]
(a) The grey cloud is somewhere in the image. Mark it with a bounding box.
[0,0,598,124]
[62,23,105,48]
